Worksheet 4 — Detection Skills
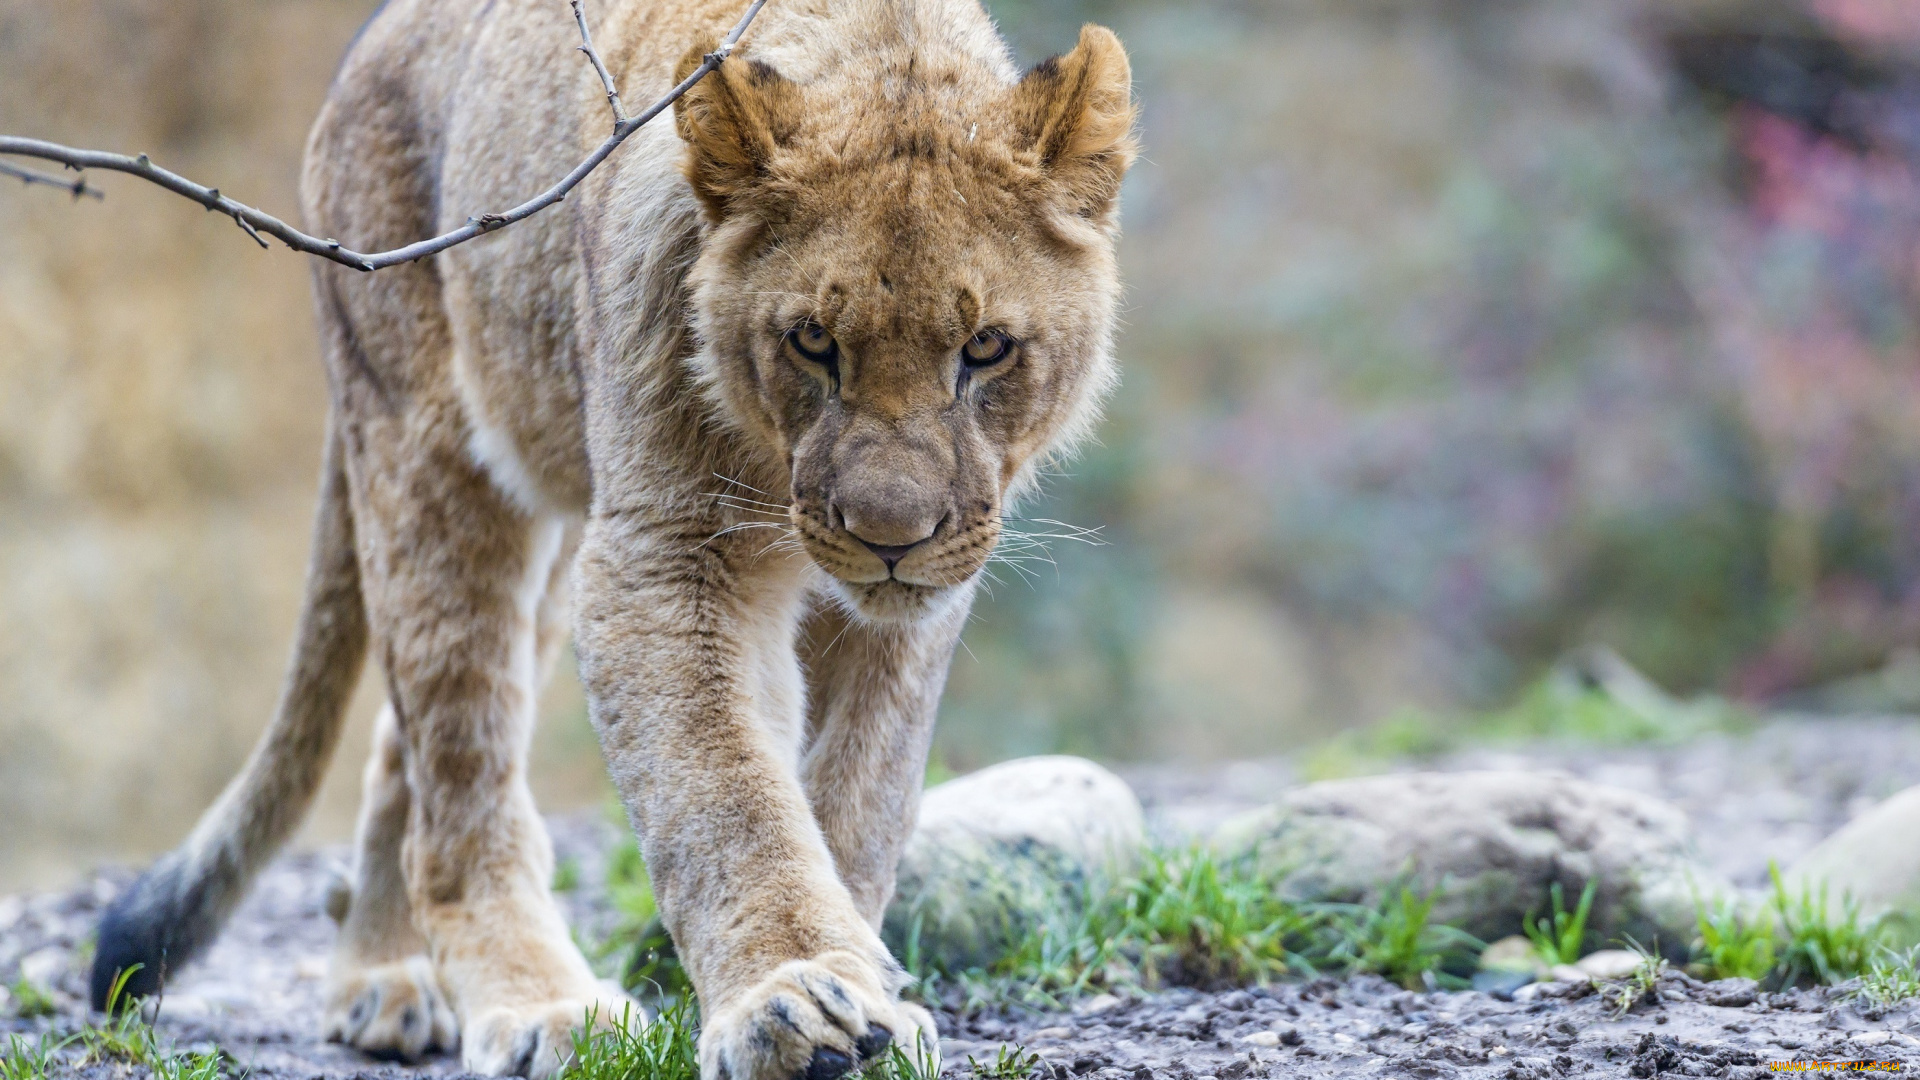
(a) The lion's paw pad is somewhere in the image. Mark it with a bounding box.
[323,955,458,1061]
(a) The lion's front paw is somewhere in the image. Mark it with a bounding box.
[323,955,458,1061]
[463,991,638,1079]
[700,952,938,1080]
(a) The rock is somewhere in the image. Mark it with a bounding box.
[1784,784,1920,939]
[1242,1030,1281,1047]
[1471,969,1534,997]
[1576,949,1645,980]
[882,756,1145,972]
[1479,935,1546,976]
[1703,978,1758,1008]
[1210,770,1718,951]
[1549,964,1587,983]
[18,946,64,986]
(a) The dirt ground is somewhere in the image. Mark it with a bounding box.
[7,714,1920,1078]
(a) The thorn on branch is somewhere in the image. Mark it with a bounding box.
[703,43,735,67]
[233,214,269,249]
[0,159,104,200]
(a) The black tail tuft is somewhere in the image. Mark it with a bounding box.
[89,858,220,1012]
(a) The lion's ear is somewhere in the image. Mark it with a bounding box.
[673,44,800,220]
[1009,25,1137,223]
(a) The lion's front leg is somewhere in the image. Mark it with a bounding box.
[576,523,933,1080]
[797,597,971,928]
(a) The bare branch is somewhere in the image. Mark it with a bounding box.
[572,0,627,125]
[0,0,768,272]
[0,159,103,201]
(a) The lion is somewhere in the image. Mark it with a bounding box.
[85,0,1134,1077]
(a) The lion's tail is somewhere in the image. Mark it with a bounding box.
[91,421,369,1010]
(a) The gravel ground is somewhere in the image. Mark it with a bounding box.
[6,714,1920,1078]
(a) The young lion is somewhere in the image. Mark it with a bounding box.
[87,0,1134,1077]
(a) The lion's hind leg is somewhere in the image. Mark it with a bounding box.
[322,702,457,1060]
[338,401,625,1078]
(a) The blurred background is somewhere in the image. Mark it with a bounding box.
[5,0,1920,890]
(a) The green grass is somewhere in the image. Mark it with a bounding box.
[560,999,699,1080]
[1853,945,1920,1009]
[5,979,55,1021]
[903,846,1482,1008]
[0,968,239,1080]
[1690,864,1888,991]
[1771,863,1876,987]
[555,997,941,1080]
[1606,944,1667,1017]
[1323,887,1483,990]
[1524,880,1597,967]
[1691,895,1777,982]
[965,1045,1043,1079]
[1,1033,77,1080]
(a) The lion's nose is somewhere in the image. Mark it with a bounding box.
[855,537,927,571]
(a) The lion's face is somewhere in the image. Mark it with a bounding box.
[677,28,1135,622]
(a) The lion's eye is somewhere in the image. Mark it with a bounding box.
[786,321,838,362]
[962,329,1012,367]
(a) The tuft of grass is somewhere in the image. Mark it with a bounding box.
[1770,863,1875,987]
[556,998,942,1080]
[1691,895,1777,982]
[1852,945,1920,1008]
[1325,887,1483,991]
[964,1044,1043,1080]
[1,1033,77,1080]
[5,979,55,1020]
[909,846,1327,1010]
[1102,846,1321,990]
[905,846,1489,1008]
[1524,880,1596,967]
[0,967,240,1080]
[1607,942,1667,1017]
[560,999,698,1080]
[861,1031,943,1080]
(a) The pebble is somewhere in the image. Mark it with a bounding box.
[1575,949,1645,980]
[19,946,65,985]
[1242,1031,1281,1047]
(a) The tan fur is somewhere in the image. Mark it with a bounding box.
[99,1,1132,1077]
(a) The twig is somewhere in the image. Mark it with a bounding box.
[572,0,627,125]
[0,158,103,200]
[0,0,769,272]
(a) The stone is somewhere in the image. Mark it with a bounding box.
[1210,770,1719,952]
[18,946,64,986]
[1784,784,1920,940]
[882,756,1145,972]
[1479,935,1546,976]
[1549,964,1587,983]
[1471,970,1533,997]
[1243,1031,1282,1047]
[1703,978,1758,1008]
[1575,949,1645,980]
